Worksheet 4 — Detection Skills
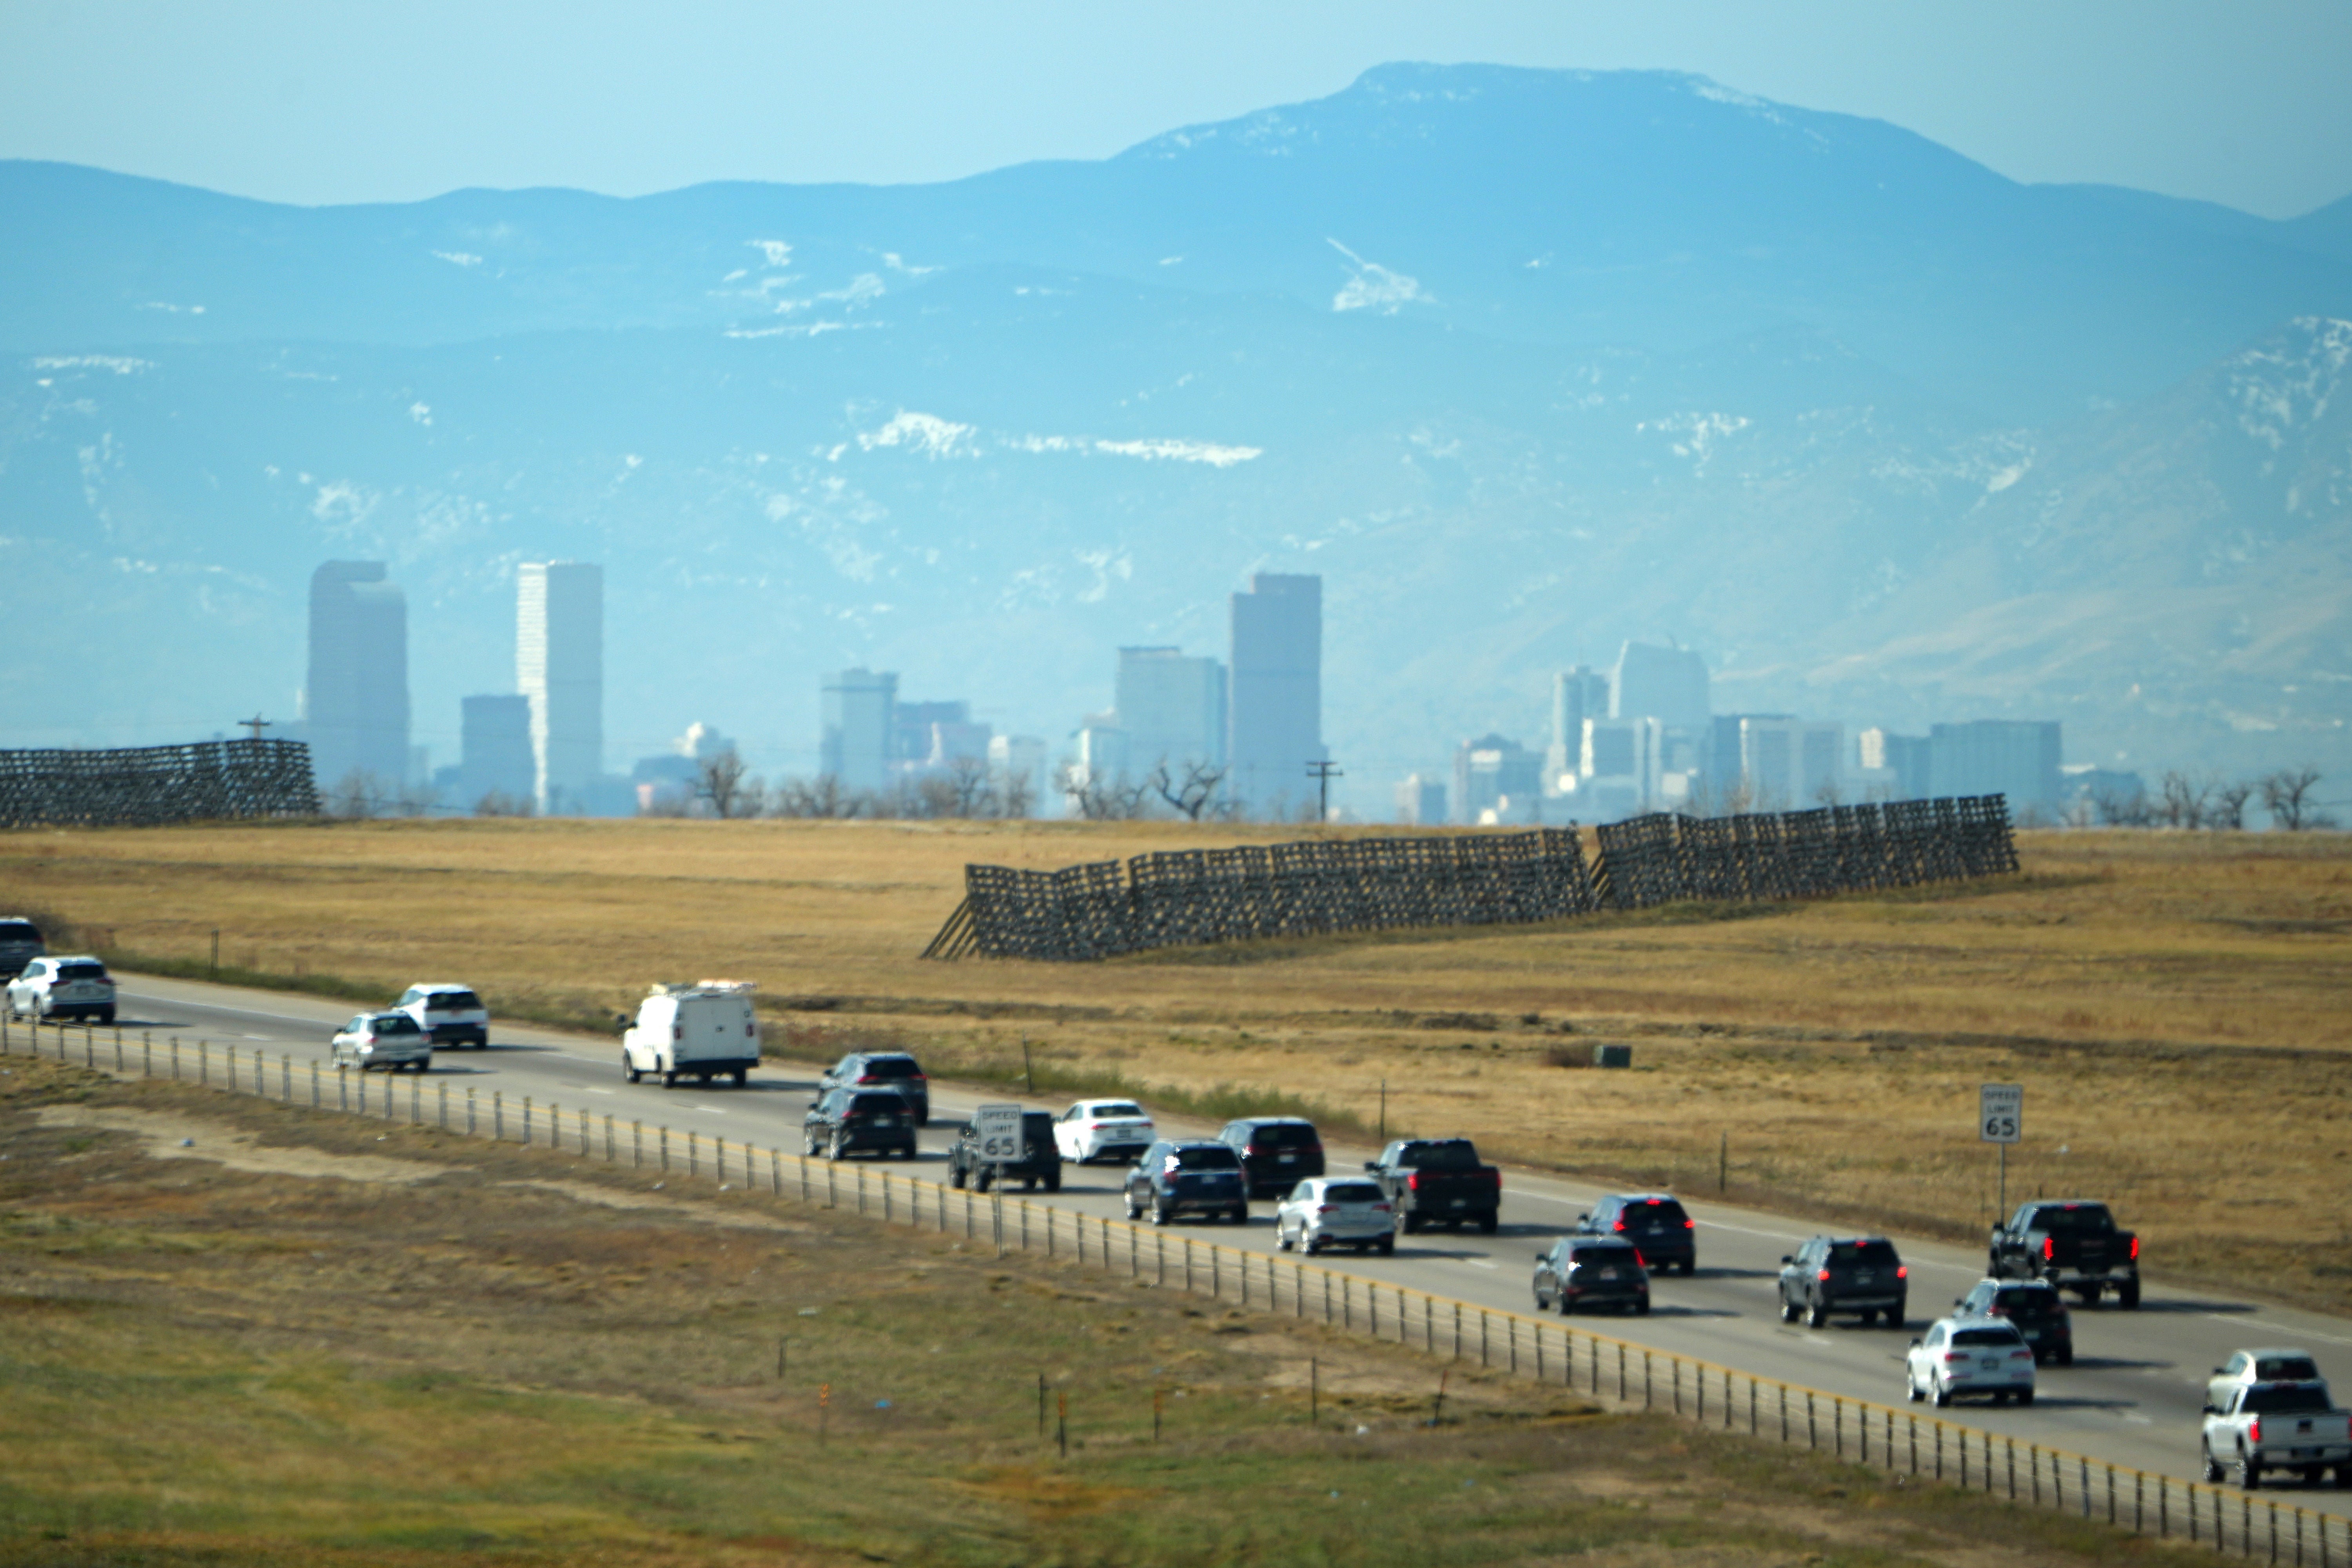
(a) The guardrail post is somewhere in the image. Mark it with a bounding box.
[2079,1457,2089,1520]
[1644,1351,1654,1411]
[657,1124,667,1171]
[198,1039,208,1084]
[142,1032,151,1076]
[523,1099,533,1149]
[169,1036,179,1080]
[113,1025,123,1073]
[629,1119,640,1167]
[281,1053,291,1101]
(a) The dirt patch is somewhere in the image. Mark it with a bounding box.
[34,1103,457,1186]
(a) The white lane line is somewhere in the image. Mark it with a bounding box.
[586,1087,616,1096]
[1465,1259,1499,1270]
[691,1106,728,1116]
[2122,1412,2153,1425]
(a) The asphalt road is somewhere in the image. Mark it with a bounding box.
[71,973,2352,1511]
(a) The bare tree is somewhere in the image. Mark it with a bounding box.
[695,749,759,820]
[473,789,535,818]
[945,755,996,817]
[771,774,859,819]
[2089,784,2151,827]
[2157,771,2213,830]
[1057,761,1148,820]
[327,768,395,820]
[2260,767,2326,831]
[995,765,1036,821]
[2209,780,2254,831]
[1811,778,1844,808]
[1147,759,1226,821]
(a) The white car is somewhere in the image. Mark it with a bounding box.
[1053,1100,1156,1164]
[330,1012,433,1073]
[394,983,490,1049]
[1274,1176,1396,1256]
[7,956,116,1024]
[1906,1316,2036,1407]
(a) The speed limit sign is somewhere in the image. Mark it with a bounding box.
[1979,1083,2023,1144]
[973,1103,1025,1163]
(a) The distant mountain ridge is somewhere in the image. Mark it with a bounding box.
[0,64,2346,799]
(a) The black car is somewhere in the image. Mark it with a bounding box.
[949,1111,1062,1192]
[1575,1193,1696,1274]
[1218,1116,1325,1199]
[1123,1139,1249,1225]
[803,1088,919,1160]
[1956,1276,2074,1364]
[1534,1237,1650,1316]
[817,1051,931,1125]
[1779,1235,1909,1328]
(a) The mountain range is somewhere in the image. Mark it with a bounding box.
[2,63,2347,804]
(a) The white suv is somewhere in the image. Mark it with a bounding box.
[393,984,489,1049]
[1053,1100,1156,1164]
[1906,1316,2036,1407]
[7,956,116,1024]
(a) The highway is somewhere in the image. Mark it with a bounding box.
[78,972,2352,1512]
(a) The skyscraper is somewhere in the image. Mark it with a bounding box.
[820,669,897,791]
[1545,667,1610,789]
[1610,641,1710,732]
[1929,721,2062,813]
[457,695,535,808]
[1116,647,1226,777]
[304,561,410,793]
[516,562,603,814]
[1226,573,1322,814]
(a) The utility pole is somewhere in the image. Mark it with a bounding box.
[1305,759,1344,823]
[237,715,272,742]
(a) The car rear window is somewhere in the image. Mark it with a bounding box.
[1951,1327,2022,1347]
[1321,1183,1383,1204]
[1401,1141,1480,1171]
[2243,1385,2333,1414]
[0,922,39,942]
[374,1014,421,1033]
[1247,1123,1319,1148]
[1021,1113,1054,1134]
[429,991,483,1010]
[859,1057,922,1079]
[1172,1145,1241,1170]
[1094,1103,1145,1120]
[1828,1240,1899,1266]
[2034,1205,2115,1233]
[1572,1245,1639,1265]
[2255,1357,2321,1382]
[1628,1199,1688,1225]
[1994,1287,2061,1316]
[848,1093,906,1115]
[54,962,108,982]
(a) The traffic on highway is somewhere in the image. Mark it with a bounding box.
[79,968,2352,1510]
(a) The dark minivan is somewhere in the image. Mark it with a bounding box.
[1956,1277,2073,1363]
[0,918,44,980]
[1779,1235,1909,1327]
[1124,1139,1249,1226]
[1218,1116,1325,1199]
[804,1089,919,1160]
[1534,1237,1651,1316]
[1576,1193,1696,1274]
[818,1051,931,1125]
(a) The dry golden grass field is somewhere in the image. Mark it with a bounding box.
[2,819,2348,1311]
[0,1053,2233,1566]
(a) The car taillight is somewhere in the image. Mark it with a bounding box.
[1945,1352,1969,1363]
[856,1073,875,1083]
[1316,1204,1336,1214]
[2043,1237,2055,1261]
[1372,1203,1390,1212]
[1896,1266,1908,1279]
[1817,1269,1831,1282]
[1406,1172,1421,1192]
[1612,1219,1626,1232]
[672,1025,683,1042]
[2011,1349,2033,1360]
[1991,1305,2009,1317]
[1684,1218,1695,1229]
[2129,1236,2138,1260]
[2249,1417,2262,1444]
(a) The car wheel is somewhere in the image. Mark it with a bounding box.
[949,1162,967,1190]
[1043,1171,1061,1193]
[1906,1371,1925,1404]
[1401,1213,1424,1235]
[1229,1205,1248,1226]
[973,1166,993,1193]
[1888,1301,1906,1328]
[1478,1212,1499,1235]
[1534,1290,1548,1312]
[661,1070,678,1089]
[2238,1452,2262,1491]
[1377,1235,1394,1256]
[2056,1346,2073,1367]
[1806,1299,1829,1330]
[1125,1191,1142,1221]
[803,1132,822,1158]
[1932,1381,1952,1408]
[1779,1296,1799,1324]
[1276,1225,1293,1252]
[622,1051,640,1084]
[2200,1443,2225,1484]
[98,1006,115,1024]
[1302,1234,1320,1255]
[829,1132,848,1161]
[2118,1280,2140,1309]
[2079,1282,2103,1307]
[733,1069,748,1088]
[1152,1200,1172,1226]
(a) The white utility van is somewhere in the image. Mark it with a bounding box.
[621,980,761,1088]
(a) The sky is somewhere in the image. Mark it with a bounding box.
[4,0,2351,220]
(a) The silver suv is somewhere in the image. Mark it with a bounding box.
[7,956,116,1024]
[394,984,489,1049]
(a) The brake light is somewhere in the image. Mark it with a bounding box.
[2043,1237,2055,1261]
[856,1073,875,1084]
[1684,1218,1695,1229]
[2011,1349,2033,1360]
[1612,1219,1626,1233]
[1316,1204,1336,1214]
[1945,1352,1969,1364]
[1896,1266,1908,1279]
[2129,1236,2138,1260]
[1371,1203,1390,1212]
[1407,1172,1421,1192]
[2249,1417,2261,1444]
[1817,1269,1831,1282]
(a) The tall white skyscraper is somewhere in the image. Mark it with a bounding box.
[304,560,409,793]
[1115,646,1226,775]
[1227,573,1322,813]
[517,562,603,814]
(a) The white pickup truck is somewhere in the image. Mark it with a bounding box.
[621,980,760,1089]
[2200,1381,2352,1490]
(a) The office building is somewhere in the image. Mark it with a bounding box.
[1929,720,2062,813]
[1545,667,1610,791]
[457,695,534,807]
[1575,716,1664,822]
[1730,717,1844,810]
[820,669,897,791]
[1116,647,1226,777]
[1227,573,1323,813]
[1610,641,1710,732]
[1454,735,1541,825]
[1857,728,1933,802]
[1394,773,1448,827]
[304,561,410,791]
[517,562,604,813]
[989,735,1049,817]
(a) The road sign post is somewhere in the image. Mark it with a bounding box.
[1980,1083,2023,1217]
[973,1103,1025,1170]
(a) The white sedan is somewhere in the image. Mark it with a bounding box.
[7,956,116,1024]
[1053,1100,1156,1164]
[330,1012,433,1073]
[1906,1317,2036,1407]
[1274,1177,1396,1256]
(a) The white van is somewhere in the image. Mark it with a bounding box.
[621,980,760,1088]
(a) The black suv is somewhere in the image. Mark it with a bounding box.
[1534,1237,1650,1316]
[1575,1194,1696,1274]
[1218,1116,1325,1199]
[1955,1277,2074,1364]
[803,1088,919,1160]
[1779,1235,1909,1327]
[817,1051,931,1125]
[1123,1139,1249,1225]
[949,1112,1062,1192]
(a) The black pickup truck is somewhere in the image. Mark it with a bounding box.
[1363,1138,1501,1234]
[1989,1199,2140,1307]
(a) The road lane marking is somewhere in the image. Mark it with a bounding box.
[1465,1259,1498,1270]
[586,1087,616,1096]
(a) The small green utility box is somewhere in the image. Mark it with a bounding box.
[1593,1044,1632,1069]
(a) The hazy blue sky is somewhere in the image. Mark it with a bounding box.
[5,0,2349,217]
